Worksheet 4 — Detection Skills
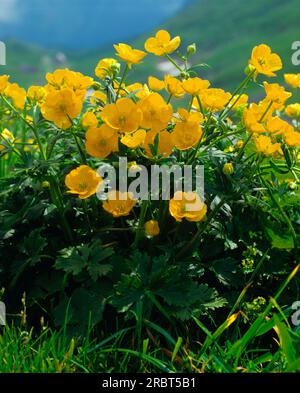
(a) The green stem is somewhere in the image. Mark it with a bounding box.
[260,174,299,260]
[165,54,183,73]
[116,64,129,100]
[132,200,148,248]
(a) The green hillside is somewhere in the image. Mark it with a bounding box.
[1,0,300,97]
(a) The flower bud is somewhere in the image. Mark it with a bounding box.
[223,162,234,176]
[145,220,160,237]
[187,43,197,55]
[92,82,102,91]
[111,62,121,75]
[244,64,256,76]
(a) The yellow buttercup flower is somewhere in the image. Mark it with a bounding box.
[284,73,300,89]
[82,111,98,129]
[0,75,10,93]
[243,102,271,133]
[125,83,150,99]
[27,86,46,104]
[231,94,248,110]
[172,108,203,151]
[284,129,300,147]
[114,43,147,68]
[103,191,137,217]
[200,88,231,112]
[90,91,107,106]
[138,93,173,131]
[145,220,160,237]
[101,98,143,133]
[148,76,165,91]
[253,134,282,156]
[266,116,293,136]
[85,124,119,159]
[65,165,102,199]
[4,83,26,110]
[121,129,146,149]
[285,103,300,118]
[164,75,185,98]
[145,30,181,56]
[41,88,83,129]
[46,69,93,90]
[182,77,210,96]
[262,82,291,110]
[249,44,282,77]
[169,191,207,222]
[95,58,119,79]
[144,130,173,158]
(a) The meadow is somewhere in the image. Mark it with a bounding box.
[0,28,300,373]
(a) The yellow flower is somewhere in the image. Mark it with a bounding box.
[182,77,210,96]
[253,135,282,156]
[169,191,207,222]
[41,88,83,129]
[164,75,185,98]
[284,73,300,89]
[90,91,107,106]
[138,93,173,131]
[249,44,282,77]
[145,220,160,237]
[200,88,231,112]
[101,98,143,133]
[231,94,248,110]
[243,102,271,133]
[114,43,146,68]
[121,129,146,149]
[144,130,173,158]
[148,76,165,91]
[145,30,180,56]
[285,103,300,118]
[266,116,293,136]
[85,124,119,159]
[103,191,137,217]
[0,75,10,93]
[262,82,291,110]
[65,165,102,199]
[27,86,46,104]
[172,108,203,151]
[82,111,98,129]
[223,163,234,175]
[125,83,150,99]
[95,58,119,79]
[5,83,26,110]
[45,69,93,100]
[0,128,14,152]
[284,129,300,147]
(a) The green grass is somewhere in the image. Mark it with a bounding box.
[1,263,300,373]
[2,0,300,93]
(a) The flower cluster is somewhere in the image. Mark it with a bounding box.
[1,30,299,242]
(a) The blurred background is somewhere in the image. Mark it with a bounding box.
[0,0,299,93]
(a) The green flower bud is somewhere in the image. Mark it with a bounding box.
[187,43,197,55]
